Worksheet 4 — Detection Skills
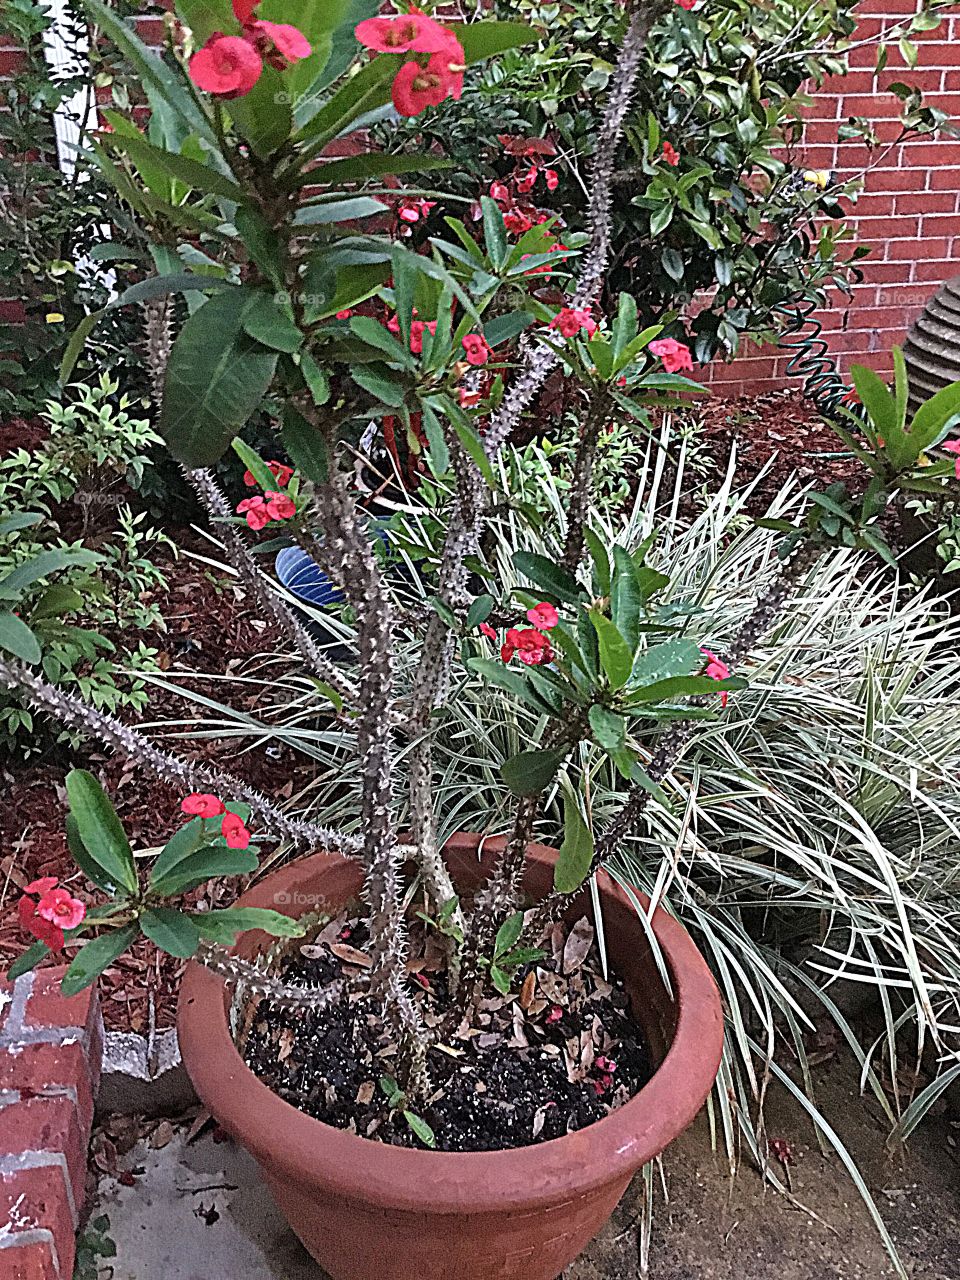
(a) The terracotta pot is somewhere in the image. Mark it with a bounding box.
[178,833,723,1280]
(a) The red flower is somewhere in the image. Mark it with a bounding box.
[355,12,453,54]
[397,197,436,225]
[264,490,296,520]
[221,812,252,850]
[243,460,293,488]
[594,1055,617,1074]
[25,876,59,896]
[462,334,491,366]
[549,307,597,339]
[503,208,533,235]
[391,41,465,117]
[675,0,697,8]
[649,337,694,373]
[232,0,257,20]
[943,439,960,478]
[489,181,510,208]
[182,793,226,819]
[18,895,65,952]
[516,166,538,194]
[459,386,482,408]
[237,496,270,531]
[250,20,311,68]
[526,602,559,631]
[502,627,552,666]
[36,887,86,931]
[479,622,498,641]
[189,35,262,98]
[701,647,731,708]
[336,309,353,320]
[545,1004,564,1024]
[661,141,680,166]
[544,168,559,191]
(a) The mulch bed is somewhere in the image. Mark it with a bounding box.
[243,910,652,1152]
[0,538,323,1031]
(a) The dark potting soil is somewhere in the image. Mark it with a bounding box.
[242,912,653,1153]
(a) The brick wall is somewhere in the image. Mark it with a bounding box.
[0,971,102,1280]
[708,0,960,398]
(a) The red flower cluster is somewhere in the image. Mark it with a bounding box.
[478,601,559,666]
[661,140,680,166]
[243,459,293,488]
[387,311,437,354]
[356,10,465,118]
[181,794,252,849]
[700,647,731,708]
[549,307,597,339]
[649,337,694,373]
[487,136,560,239]
[395,196,436,236]
[189,0,310,99]
[462,333,491,366]
[18,877,86,952]
[237,489,296,531]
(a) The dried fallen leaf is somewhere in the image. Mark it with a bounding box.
[356,1081,375,1105]
[563,918,594,975]
[149,1120,174,1150]
[278,1028,295,1063]
[328,942,373,968]
[519,971,537,1010]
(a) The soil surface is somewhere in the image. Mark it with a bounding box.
[243,911,652,1152]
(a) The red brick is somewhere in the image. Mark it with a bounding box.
[0,1167,74,1266]
[928,166,960,191]
[0,1241,60,1279]
[21,975,96,1038]
[884,236,951,260]
[0,49,26,76]
[0,1098,85,1207]
[912,259,960,281]
[847,215,921,239]
[0,1044,95,1134]
[895,191,960,215]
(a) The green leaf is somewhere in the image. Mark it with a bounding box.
[630,765,671,811]
[59,311,103,383]
[295,197,388,225]
[83,0,215,144]
[850,363,898,438]
[150,846,259,896]
[231,438,278,492]
[102,130,244,201]
[501,748,565,796]
[630,638,701,685]
[65,769,138,895]
[30,584,84,620]
[391,244,417,353]
[282,407,329,481]
[160,288,279,467]
[66,814,123,894]
[0,614,40,664]
[140,908,201,958]
[465,595,495,628]
[292,52,400,150]
[494,911,524,957]
[450,415,496,488]
[61,925,139,996]
[0,513,42,536]
[610,545,642,651]
[512,551,582,605]
[627,674,746,703]
[350,314,416,367]
[298,354,331,408]
[588,704,626,752]
[148,818,205,888]
[466,658,557,716]
[241,295,303,353]
[480,195,508,270]
[7,942,50,981]
[191,907,305,945]
[351,362,407,407]
[553,785,595,894]
[611,292,638,364]
[584,528,611,596]
[450,20,539,62]
[910,381,960,455]
[316,152,451,185]
[589,610,633,690]
[0,548,97,596]
[403,1111,437,1148]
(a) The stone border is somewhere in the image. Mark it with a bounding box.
[100,1027,196,1116]
[0,968,102,1279]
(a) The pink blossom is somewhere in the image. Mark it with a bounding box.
[18,895,64,951]
[701,647,731,708]
[355,12,453,54]
[25,876,59,896]
[549,307,597,339]
[189,35,262,98]
[250,20,311,67]
[649,337,694,373]
[544,168,559,190]
[462,334,491,366]
[264,490,296,520]
[36,887,86,931]
[479,622,498,641]
[661,141,680,166]
[221,812,252,850]
[502,627,552,666]
[182,793,226,818]
[237,496,270,531]
[526,602,559,631]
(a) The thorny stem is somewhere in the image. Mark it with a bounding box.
[0,656,362,858]
[198,942,345,1010]
[183,467,359,706]
[561,385,612,575]
[310,470,430,1096]
[527,540,822,932]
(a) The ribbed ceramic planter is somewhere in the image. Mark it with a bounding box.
[178,833,723,1280]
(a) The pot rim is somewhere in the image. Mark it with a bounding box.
[178,834,723,1215]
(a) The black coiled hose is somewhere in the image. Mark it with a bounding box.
[774,297,855,421]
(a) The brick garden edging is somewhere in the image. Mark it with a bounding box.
[0,970,102,1280]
